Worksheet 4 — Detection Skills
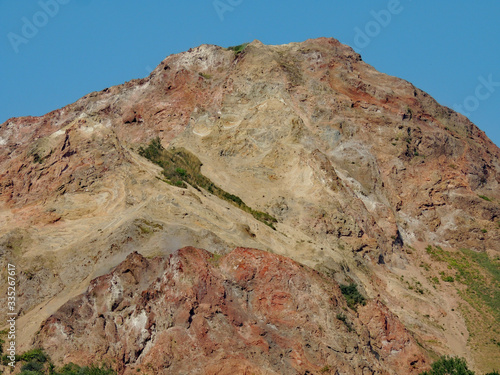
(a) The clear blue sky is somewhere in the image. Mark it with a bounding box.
[1,1,499,146]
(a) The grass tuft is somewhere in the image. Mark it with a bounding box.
[478,195,492,202]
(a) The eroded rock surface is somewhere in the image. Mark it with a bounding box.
[36,247,428,374]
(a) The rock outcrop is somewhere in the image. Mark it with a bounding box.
[36,247,428,374]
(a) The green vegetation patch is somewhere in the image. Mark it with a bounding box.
[19,348,48,363]
[0,329,7,356]
[419,355,499,375]
[478,195,492,202]
[52,363,116,375]
[135,218,164,235]
[339,283,366,310]
[198,72,212,79]
[441,275,455,283]
[1,348,116,375]
[139,137,278,229]
[426,245,500,323]
[227,42,249,55]
[419,355,474,375]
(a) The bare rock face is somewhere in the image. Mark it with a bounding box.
[36,247,428,374]
[1,38,499,372]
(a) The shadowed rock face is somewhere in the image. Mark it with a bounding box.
[1,38,499,372]
[36,247,428,375]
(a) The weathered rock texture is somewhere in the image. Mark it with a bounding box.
[0,38,499,372]
[36,247,428,374]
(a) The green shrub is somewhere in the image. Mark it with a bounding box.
[441,275,455,283]
[14,348,116,375]
[227,43,249,55]
[138,137,163,161]
[19,348,48,363]
[56,363,115,374]
[340,283,366,310]
[21,359,44,372]
[419,356,474,375]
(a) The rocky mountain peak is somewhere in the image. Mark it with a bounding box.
[0,37,499,374]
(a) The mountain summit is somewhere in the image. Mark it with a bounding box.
[0,38,499,374]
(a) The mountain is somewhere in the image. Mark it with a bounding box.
[0,38,499,374]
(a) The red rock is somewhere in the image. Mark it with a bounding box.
[36,247,429,374]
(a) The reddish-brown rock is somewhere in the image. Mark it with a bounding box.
[36,247,429,374]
